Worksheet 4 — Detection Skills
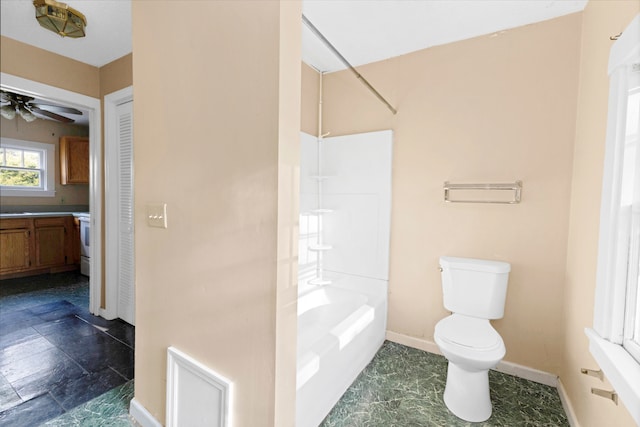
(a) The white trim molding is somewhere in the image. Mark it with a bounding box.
[130,398,163,427]
[588,14,640,424]
[166,347,233,427]
[0,72,102,315]
[386,330,442,355]
[103,85,134,321]
[557,378,580,427]
[586,328,640,424]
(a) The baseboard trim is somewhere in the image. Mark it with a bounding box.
[557,378,580,427]
[386,331,558,387]
[386,330,442,355]
[130,398,162,427]
[494,360,558,387]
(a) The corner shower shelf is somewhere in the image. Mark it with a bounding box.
[309,244,333,252]
[309,209,334,215]
[309,278,332,285]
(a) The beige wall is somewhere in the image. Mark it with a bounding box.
[301,62,319,136]
[322,14,582,374]
[0,117,89,207]
[1,36,100,98]
[131,1,300,425]
[99,54,133,98]
[561,2,639,425]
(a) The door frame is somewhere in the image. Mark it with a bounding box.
[103,86,133,320]
[1,73,102,315]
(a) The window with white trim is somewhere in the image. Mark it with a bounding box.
[622,71,640,363]
[587,14,640,424]
[0,138,55,197]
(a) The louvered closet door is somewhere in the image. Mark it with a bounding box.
[116,100,135,325]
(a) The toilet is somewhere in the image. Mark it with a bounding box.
[434,256,511,422]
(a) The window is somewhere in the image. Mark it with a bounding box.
[587,14,640,423]
[0,138,55,197]
[623,72,640,363]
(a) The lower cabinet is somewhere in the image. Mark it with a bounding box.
[35,218,67,268]
[0,227,31,274]
[0,216,77,279]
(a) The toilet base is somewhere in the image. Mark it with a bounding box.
[443,361,492,422]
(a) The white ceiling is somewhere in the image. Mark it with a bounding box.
[302,0,588,72]
[1,0,587,73]
[1,0,132,68]
[1,0,588,126]
[1,0,588,122]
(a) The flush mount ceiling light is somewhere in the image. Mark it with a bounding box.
[33,0,87,38]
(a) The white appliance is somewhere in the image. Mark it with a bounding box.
[434,256,511,422]
[79,216,90,276]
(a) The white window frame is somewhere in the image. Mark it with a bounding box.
[586,14,640,425]
[0,137,56,197]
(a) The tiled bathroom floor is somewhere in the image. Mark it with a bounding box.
[321,341,569,426]
[0,272,135,427]
[1,273,568,426]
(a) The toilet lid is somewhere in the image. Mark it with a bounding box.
[436,314,502,350]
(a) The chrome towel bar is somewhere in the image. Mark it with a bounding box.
[444,181,522,204]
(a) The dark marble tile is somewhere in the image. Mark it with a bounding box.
[11,356,85,401]
[49,368,127,411]
[0,327,40,351]
[64,334,134,379]
[0,308,34,323]
[75,310,117,329]
[0,347,75,384]
[35,315,100,339]
[26,300,75,316]
[0,336,55,368]
[0,309,41,336]
[0,272,88,299]
[105,320,135,349]
[0,393,64,427]
[36,303,81,322]
[0,273,133,425]
[0,374,21,412]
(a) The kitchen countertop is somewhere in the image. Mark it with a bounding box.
[0,212,90,219]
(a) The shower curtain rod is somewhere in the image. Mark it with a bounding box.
[302,14,398,115]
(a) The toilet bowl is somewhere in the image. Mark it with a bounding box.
[434,256,510,423]
[434,314,505,422]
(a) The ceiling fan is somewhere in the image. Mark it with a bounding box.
[0,90,83,124]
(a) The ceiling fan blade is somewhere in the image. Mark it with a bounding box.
[30,103,83,115]
[0,92,13,103]
[29,106,75,123]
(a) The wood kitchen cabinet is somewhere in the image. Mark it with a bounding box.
[60,136,89,184]
[34,217,67,268]
[71,217,81,265]
[0,216,78,279]
[0,219,32,275]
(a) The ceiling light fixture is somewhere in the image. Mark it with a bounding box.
[17,105,37,122]
[33,0,87,38]
[0,105,16,120]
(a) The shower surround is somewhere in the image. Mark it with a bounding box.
[296,130,393,427]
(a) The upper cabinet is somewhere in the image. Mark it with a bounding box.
[60,136,89,184]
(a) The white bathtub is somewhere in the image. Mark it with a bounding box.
[296,274,387,427]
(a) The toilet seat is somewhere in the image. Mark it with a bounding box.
[435,314,503,351]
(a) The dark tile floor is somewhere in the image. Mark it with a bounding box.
[0,272,134,427]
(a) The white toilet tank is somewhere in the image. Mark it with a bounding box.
[440,256,511,319]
